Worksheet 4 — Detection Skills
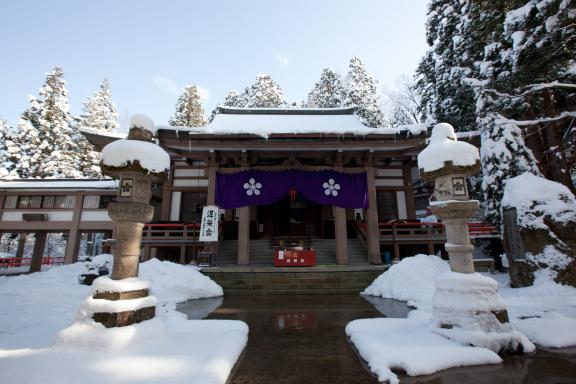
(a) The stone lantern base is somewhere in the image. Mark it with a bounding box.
[432,272,531,354]
[86,277,157,328]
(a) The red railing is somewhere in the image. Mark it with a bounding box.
[0,256,65,269]
[356,221,499,240]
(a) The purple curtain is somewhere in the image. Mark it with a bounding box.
[215,170,368,209]
[293,170,368,209]
[215,170,293,209]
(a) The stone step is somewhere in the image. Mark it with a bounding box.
[203,268,383,295]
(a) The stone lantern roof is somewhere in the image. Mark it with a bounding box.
[417,123,480,182]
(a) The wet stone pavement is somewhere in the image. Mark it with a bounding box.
[177,295,576,384]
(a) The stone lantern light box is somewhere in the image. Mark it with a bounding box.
[85,114,171,328]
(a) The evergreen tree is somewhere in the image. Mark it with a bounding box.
[415,0,480,132]
[343,56,385,127]
[306,68,345,108]
[244,74,285,108]
[79,79,119,132]
[0,118,19,179]
[169,84,207,127]
[222,89,247,107]
[477,94,542,225]
[13,67,80,178]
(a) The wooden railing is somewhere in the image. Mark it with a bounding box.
[356,221,498,241]
[142,223,201,241]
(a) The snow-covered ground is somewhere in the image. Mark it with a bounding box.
[350,254,576,383]
[0,256,248,384]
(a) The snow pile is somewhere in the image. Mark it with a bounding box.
[101,139,170,173]
[362,255,576,348]
[92,276,151,293]
[140,258,224,303]
[502,172,576,229]
[432,272,534,353]
[362,254,450,310]
[417,123,480,173]
[0,256,223,349]
[346,310,502,384]
[0,257,246,384]
[130,113,156,133]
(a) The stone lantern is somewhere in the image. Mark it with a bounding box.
[417,123,531,354]
[89,114,170,328]
[418,123,481,274]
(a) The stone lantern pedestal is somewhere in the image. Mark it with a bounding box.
[418,123,531,354]
[84,115,169,328]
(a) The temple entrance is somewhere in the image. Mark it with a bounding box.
[258,196,322,237]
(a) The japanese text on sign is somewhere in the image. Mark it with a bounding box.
[199,205,219,242]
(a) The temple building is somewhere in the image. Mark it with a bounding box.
[0,107,494,271]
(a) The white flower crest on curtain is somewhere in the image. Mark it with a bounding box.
[243,177,262,196]
[322,178,340,196]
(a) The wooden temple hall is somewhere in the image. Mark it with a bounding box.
[1,107,492,269]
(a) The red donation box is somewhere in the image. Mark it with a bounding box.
[274,249,316,267]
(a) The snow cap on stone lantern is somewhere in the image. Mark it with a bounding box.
[100,114,170,183]
[417,123,480,201]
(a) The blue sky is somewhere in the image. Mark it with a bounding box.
[0,0,429,128]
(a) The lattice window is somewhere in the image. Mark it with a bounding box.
[376,191,398,221]
[4,195,17,208]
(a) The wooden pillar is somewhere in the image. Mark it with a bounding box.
[64,192,83,264]
[237,152,250,265]
[403,163,417,220]
[30,231,47,273]
[180,244,186,264]
[365,156,381,265]
[207,152,217,205]
[15,233,27,259]
[160,164,174,221]
[334,154,348,265]
[238,206,250,265]
[334,207,348,265]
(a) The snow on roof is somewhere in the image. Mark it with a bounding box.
[502,172,576,229]
[80,127,126,139]
[0,179,118,190]
[130,114,156,133]
[159,107,427,138]
[417,123,480,173]
[101,139,170,173]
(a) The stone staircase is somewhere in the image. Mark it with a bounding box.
[208,237,378,294]
[203,267,386,295]
[215,238,369,266]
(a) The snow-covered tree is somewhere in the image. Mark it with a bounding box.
[13,67,80,178]
[12,66,100,178]
[382,75,424,126]
[415,0,480,132]
[477,94,542,225]
[0,118,19,179]
[306,68,345,108]
[169,84,207,127]
[79,79,119,132]
[222,89,247,107]
[244,74,285,108]
[343,57,385,127]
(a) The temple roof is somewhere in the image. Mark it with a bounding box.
[0,179,118,191]
[157,106,428,139]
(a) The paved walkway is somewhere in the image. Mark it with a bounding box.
[178,294,576,384]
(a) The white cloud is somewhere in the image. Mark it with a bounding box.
[275,53,290,65]
[196,85,210,101]
[152,76,181,95]
[152,76,210,101]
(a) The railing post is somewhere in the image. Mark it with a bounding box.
[392,224,400,264]
[427,224,435,255]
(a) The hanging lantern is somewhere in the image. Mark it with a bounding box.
[289,186,297,202]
